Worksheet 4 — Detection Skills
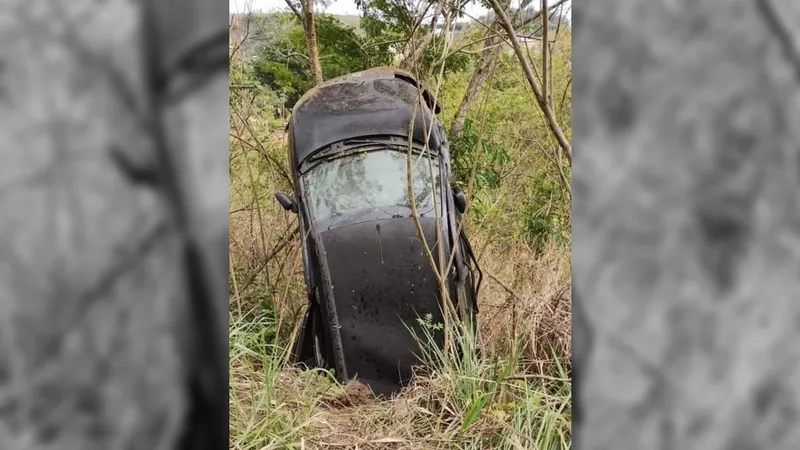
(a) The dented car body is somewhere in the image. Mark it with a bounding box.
[275,67,482,396]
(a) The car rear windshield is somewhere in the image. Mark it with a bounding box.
[303,149,440,224]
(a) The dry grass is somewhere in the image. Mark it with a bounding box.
[230,317,570,450]
[473,237,571,369]
[228,59,572,449]
[228,167,572,448]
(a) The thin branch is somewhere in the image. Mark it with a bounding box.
[484,269,526,303]
[558,75,571,116]
[486,0,572,164]
[283,0,304,22]
[237,225,300,293]
[541,0,549,105]
[505,374,570,382]
[361,37,411,50]
[229,5,253,61]
[229,105,293,187]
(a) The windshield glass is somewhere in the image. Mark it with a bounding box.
[303,149,440,224]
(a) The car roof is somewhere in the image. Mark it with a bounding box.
[287,67,443,168]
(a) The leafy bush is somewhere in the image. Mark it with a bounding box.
[521,176,570,252]
[451,118,510,192]
[251,13,392,108]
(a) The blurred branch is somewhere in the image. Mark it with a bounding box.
[17,3,145,126]
[755,0,800,82]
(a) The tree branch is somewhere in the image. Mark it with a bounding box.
[283,0,304,22]
[486,0,572,164]
[237,225,300,293]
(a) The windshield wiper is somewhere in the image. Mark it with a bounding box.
[326,211,344,230]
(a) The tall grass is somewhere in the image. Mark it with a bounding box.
[228,29,572,449]
[230,312,331,450]
[229,296,571,449]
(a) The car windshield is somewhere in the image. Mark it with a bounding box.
[303,149,440,224]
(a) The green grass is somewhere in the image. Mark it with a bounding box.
[229,303,571,449]
[228,23,573,448]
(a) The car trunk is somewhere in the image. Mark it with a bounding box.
[317,216,449,396]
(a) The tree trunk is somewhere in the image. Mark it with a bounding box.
[449,40,503,144]
[301,0,323,86]
[449,0,509,142]
[450,0,565,144]
[1,0,229,448]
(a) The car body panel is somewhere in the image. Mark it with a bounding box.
[288,68,443,170]
[281,67,481,397]
[319,216,447,396]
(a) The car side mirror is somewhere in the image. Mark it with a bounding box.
[453,185,467,214]
[275,192,298,213]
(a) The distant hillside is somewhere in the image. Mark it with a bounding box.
[330,14,361,29]
[229,9,560,61]
[230,11,362,34]
[230,12,364,59]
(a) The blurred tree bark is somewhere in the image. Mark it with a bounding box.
[573,0,800,448]
[0,0,228,449]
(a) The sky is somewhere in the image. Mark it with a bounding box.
[230,0,490,19]
[229,0,571,24]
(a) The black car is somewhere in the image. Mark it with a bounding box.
[275,67,482,396]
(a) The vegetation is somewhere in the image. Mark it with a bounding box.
[229,1,572,448]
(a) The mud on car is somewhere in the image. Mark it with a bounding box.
[275,67,482,396]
